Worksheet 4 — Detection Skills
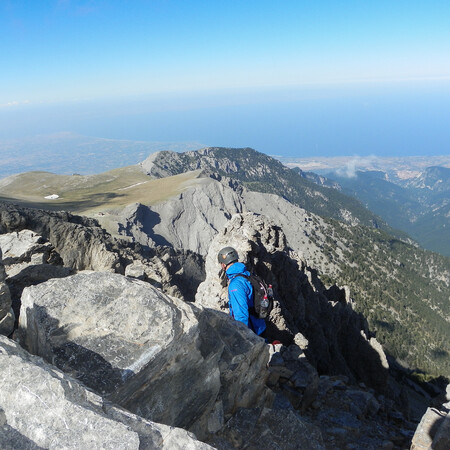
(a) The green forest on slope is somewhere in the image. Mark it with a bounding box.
[323,168,450,257]
[311,218,450,377]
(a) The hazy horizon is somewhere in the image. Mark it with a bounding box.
[2,79,450,159]
[1,1,449,160]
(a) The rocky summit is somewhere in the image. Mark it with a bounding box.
[0,147,449,449]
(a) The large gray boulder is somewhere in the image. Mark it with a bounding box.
[411,385,450,450]
[0,335,213,449]
[411,407,450,450]
[17,272,270,439]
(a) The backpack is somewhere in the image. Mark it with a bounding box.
[233,274,274,319]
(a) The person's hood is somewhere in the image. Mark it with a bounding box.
[226,262,251,279]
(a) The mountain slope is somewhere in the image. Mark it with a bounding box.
[141,148,394,231]
[242,189,450,377]
[312,217,450,376]
[404,166,450,192]
[0,166,204,214]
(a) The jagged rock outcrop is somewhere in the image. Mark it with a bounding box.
[100,178,246,255]
[0,335,213,449]
[0,248,14,336]
[0,230,72,327]
[0,202,205,303]
[0,229,62,266]
[0,202,120,271]
[196,212,390,393]
[17,272,270,440]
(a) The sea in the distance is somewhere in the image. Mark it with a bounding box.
[0,79,449,177]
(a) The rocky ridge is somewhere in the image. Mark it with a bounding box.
[0,201,205,303]
[2,203,445,447]
[140,147,387,229]
[98,177,245,255]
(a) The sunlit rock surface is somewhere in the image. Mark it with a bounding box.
[0,335,213,450]
[17,272,270,439]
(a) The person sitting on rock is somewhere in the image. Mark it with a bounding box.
[218,246,266,337]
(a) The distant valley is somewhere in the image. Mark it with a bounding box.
[284,157,450,257]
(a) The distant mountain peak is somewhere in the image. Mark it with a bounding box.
[140,147,389,229]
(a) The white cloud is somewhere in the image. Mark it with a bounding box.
[0,100,30,108]
[336,155,377,178]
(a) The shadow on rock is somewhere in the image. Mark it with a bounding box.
[196,213,390,394]
[19,307,134,396]
[7,265,72,329]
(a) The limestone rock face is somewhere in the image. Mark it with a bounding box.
[105,178,245,255]
[140,150,182,178]
[0,230,61,266]
[0,248,14,336]
[196,212,389,392]
[0,202,120,272]
[411,408,450,450]
[107,171,332,287]
[411,383,450,450]
[148,177,245,255]
[107,170,327,267]
[17,272,270,439]
[0,202,206,303]
[0,336,213,450]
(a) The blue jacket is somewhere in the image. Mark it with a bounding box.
[226,262,266,336]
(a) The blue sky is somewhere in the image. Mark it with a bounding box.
[1,0,450,157]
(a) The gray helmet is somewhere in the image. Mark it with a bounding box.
[217,247,238,265]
